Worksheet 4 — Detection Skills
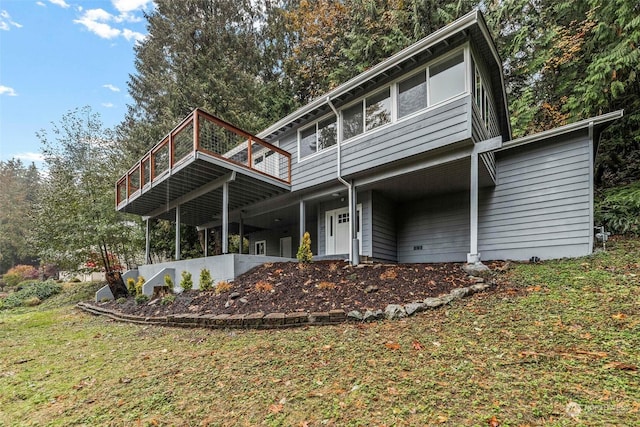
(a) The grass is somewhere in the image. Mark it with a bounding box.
[1,240,639,426]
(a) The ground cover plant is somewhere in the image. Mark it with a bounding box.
[0,238,638,426]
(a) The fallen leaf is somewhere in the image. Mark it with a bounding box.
[603,362,638,371]
[412,340,424,351]
[612,313,627,320]
[387,386,399,395]
[269,403,283,414]
[385,342,401,350]
[436,415,448,423]
[488,415,500,426]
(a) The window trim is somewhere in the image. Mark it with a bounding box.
[297,112,338,162]
[255,240,266,256]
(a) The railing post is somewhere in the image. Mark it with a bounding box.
[193,110,199,152]
[247,137,252,168]
[170,132,175,169]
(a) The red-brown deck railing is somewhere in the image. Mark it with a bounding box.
[116,108,291,207]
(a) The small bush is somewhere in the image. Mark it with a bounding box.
[116,297,127,304]
[255,281,274,292]
[24,296,41,307]
[0,280,62,310]
[135,276,146,296]
[126,277,136,294]
[180,271,193,291]
[3,265,39,287]
[215,281,232,294]
[161,294,176,305]
[135,294,149,305]
[164,274,173,290]
[595,182,640,235]
[199,268,213,291]
[297,231,313,263]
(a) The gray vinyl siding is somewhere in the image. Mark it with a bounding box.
[359,191,372,257]
[371,191,397,262]
[397,192,470,263]
[341,96,471,176]
[478,130,593,260]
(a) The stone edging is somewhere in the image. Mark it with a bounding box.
[76,282,491,330]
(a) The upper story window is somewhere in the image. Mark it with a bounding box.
[342,88,392,141]
[473,62,498,136]
[398,72,427,118]
[429,53,465,105]
[299,115,337,159]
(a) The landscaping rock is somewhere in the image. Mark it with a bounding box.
[385,304,407,320]
[229,292,241,300]
[364,285,379,294]
[462,262,491,277]
[450,287,469,299]
[347,310,363,320]
[239,298,248,304]
[469,276,485,283]
[470,283,490,293]
[362,309,384,322]
[423,297,445,308]
[404,302,424,316]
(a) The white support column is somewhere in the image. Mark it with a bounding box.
[222,181,229,254]
[204,228,209,257]
[299,199,306,243]
[145,218,151,264]
[175,205,181,261]
[467,153,480,264]
[350,181,359,266]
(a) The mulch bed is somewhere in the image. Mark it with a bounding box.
[101,260,502,318]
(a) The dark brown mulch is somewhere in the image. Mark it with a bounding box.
[102,260,495,318]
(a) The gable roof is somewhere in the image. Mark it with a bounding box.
[258,9,511,141]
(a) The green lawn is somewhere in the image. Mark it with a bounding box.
[1,239,639,426]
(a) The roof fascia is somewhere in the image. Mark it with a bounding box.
[497,110,624,152]
[257,9,482,139]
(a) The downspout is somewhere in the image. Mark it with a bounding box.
[327,97,358,265]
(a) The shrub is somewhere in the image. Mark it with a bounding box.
[135,276,146,296]
[180,271,193,291]
[164,274,173,290]
[126,277,136,295]
[199,269,213,291]
[116,297,127,304]
[135,294,149,305]
[215,281,232,294]
[24,297,41,307]
[3,265,38,287]
[595,182,640,235]
[297,231,313,263]
[161,294,176,305]
[0,280,62,310]
[255,281,274,292]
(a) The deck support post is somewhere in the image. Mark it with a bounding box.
[299,199,306,246]
[467,153,480,263]
[145,218,151,264]
[175,205,181,261]
[204,228,209,257]
[239,217,244,254]
[222,181,229,254]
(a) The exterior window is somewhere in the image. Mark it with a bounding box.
[429,53,465,105]
[365,88,391,130]
[299,115,337,159]
[318,116,337,150]
[255,240,266,255]
[398,71,427,118]
[342,102,363,140]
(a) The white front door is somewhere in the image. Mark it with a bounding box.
[279,236,292,258]
[325,205,362,255]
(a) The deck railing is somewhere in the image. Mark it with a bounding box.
[116,108,291,207]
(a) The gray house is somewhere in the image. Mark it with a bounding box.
[114,10,621,291]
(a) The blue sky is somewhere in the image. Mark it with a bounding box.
[0,0,154,166]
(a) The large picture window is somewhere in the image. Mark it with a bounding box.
[398,72,427,118]
[365,88,391,131]
[342,103,363,141]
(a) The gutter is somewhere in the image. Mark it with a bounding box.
[327,97,357,265]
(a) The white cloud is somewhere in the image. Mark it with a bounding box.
[103,84,121,92]
[0,10,23,31]
[14,152,45,163]
[0,85,17,96]
[112,0,153,13]
[122,28,145,42]
[102,102,115,108]
[73,9,121,39]
[48,0,70,8]
[37,1,46,7]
